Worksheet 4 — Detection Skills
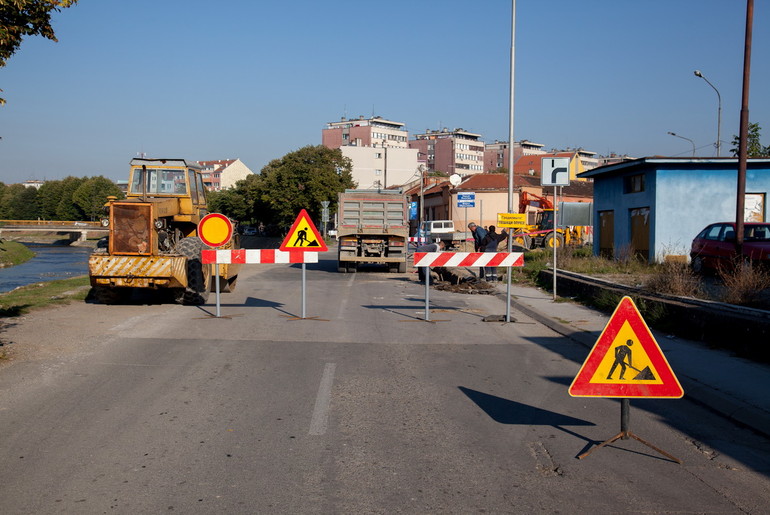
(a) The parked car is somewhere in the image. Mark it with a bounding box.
[690,222,770,273]
[242,226,257,236]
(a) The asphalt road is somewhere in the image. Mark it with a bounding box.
[1,252,770,513]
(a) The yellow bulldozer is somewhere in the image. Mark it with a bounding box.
[88,158,239,304]
[512,191,585,249]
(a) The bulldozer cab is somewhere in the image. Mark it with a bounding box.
[128,158,208,207]
[536,210,555,231]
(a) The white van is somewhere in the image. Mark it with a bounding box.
[417,220,455,238]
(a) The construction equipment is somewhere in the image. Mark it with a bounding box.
[336,189,409,273]
[513,191,585,249]
[88,158,239,304]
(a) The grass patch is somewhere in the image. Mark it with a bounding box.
[0,276,91,317]
[0,241,35,267]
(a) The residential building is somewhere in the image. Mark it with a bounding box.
[483,140,546,172]
[409,128,485,176]
[323,116,408,149]
[580,157,770,262]
[322,116,417,188]
[22,180,44,189]
[198,159,254,191]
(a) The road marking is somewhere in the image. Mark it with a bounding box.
[309,363,336,436]
[336,275,355,319]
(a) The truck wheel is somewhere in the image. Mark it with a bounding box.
[175,237,211,305]
[398,261,407,273]
[338,262,348,273]
[347,263,357,273]
[545,233,564,249]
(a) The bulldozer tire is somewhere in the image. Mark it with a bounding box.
[513,232,532,249]
[545,232,564,249]
[175,237,211,305]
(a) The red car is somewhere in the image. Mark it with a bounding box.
[690,222,770,273]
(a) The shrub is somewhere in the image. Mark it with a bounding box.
[644,260,702,298]
[719,261,770,307]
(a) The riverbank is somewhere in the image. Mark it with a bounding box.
[0,241,35,268]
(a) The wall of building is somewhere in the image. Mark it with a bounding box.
[655,167,770,258]
[447,191,513,230]
[220,159,254,190]
[591,163,770,262]
[341,146,418,189]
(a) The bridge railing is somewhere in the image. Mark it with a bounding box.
[0,220,101,227]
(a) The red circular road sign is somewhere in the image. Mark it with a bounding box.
[197,213,233,248]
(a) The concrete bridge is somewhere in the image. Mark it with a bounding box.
[0,220,109,242]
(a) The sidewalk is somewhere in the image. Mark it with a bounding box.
[496,281,770,439]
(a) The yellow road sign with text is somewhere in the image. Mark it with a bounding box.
[497,213,527,228]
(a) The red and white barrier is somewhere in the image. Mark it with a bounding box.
[202,249,318,264]
[408,237,428,244]
[414,252,524,268]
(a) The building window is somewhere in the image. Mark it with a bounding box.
[374,169,382,176]
[624,174,645,193]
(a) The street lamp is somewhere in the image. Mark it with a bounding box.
[694,70,722,157]
[667,131,696,157]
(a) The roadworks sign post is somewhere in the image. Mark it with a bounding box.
[569,296,684,463]
[279,209,328,320]
[198,213,234,318]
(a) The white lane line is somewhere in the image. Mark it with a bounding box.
[336,274,355,319]
[309,363,336,436]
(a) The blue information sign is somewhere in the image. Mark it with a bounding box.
[457,192,475,208]
[409,201,418,220]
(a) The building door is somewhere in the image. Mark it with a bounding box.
[630,207,650,262]
[599,210,614,258]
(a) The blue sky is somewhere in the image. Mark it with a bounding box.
[1,0,768,182]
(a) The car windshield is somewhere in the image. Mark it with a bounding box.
[745,224,770,242]
[130,167,188,195]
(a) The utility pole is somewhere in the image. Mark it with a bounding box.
[736,0,754,254]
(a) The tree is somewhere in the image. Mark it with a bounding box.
[72,175,123,220]
[0,183,39,219]
[37,178,64,219]
[730,122,770,158]
[55,175,85,220]
[248,146,355,228]
[1,0,78,104]
[207,188,249,222]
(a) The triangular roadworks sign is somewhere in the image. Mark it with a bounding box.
[569,296,683,398]
[279,209,328,252]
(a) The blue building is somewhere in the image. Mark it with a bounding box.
[580,158,770,262]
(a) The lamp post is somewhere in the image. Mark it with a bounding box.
[694,70,722,157]
[667,131,696,157]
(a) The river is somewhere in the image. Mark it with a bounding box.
[0,244,92,294]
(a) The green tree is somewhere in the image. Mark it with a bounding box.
[1,0,78,104]
[249,146,355,228]
[37,178,63,219]
[55,175,85,220]
[208,188,249,222]
[730,122,770,158]
[0,183,39,219]
[72,175,123,220]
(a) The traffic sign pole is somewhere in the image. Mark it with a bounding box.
[214,264,221,318]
